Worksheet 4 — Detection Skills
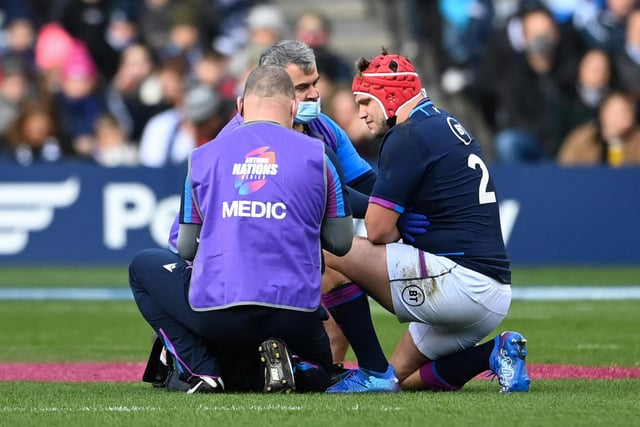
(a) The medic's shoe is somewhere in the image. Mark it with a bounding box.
[186,375,225,394]
[326,364,400,393]
[259,338,296,394]
[164,352,224,393]
[489,331,531,393]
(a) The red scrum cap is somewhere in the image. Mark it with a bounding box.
[352,52,424,120]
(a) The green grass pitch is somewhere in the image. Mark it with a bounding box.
[0,266,639,426]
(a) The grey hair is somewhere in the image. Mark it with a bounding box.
[259,40,317,74]
[243,65,295,100]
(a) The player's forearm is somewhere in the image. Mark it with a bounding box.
[366,224,400,244]
[365,203,401,244]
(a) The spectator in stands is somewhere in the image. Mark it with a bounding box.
[104,43,165,144]
[91,112,139,167]
[557,90,640,166]
[0,57,36,140]
[3,100,63,166]
[137,57,194,167]
[612,6,640,97]
[192,48,230,89]
[555,48,615,144]
[227,3,287,97]
[182,83,229,147]
[104,2,141,54]
[156,2,206,78]
[0,9,37,70]
[190,47,237,106]
[492,5,581,163]
[53,40,107,158]
[246,3,288,47]
[33,22,75,94]
[294,9,352,89]
[59,0,121,81]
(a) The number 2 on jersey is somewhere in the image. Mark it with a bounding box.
[467,154,496,205]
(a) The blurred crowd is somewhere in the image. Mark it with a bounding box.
[0,0,639,168]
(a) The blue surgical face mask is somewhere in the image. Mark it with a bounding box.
[294,99,321,124]
[527,34,555,56]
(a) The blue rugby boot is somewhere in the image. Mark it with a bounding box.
[489,331,530,393]
[259,338,296,393]
[326,364,400,393]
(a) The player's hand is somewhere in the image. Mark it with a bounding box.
[396,210,430,243]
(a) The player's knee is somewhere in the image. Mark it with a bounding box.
[321,266,352,294]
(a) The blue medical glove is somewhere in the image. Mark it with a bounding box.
[396,211,430,243]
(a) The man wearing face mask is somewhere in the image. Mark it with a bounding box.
[221,40,377,217]
[492,5,580,164]
[130,65,354,393]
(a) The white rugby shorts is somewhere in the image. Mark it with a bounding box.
[386,242,512,360]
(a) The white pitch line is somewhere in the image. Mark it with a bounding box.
[0,406,162,413]
[1,287,640,301]
[0,404,403,413]
[0,288,133,300]
[512,286,640,300]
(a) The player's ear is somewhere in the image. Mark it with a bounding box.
[237,96,244,116]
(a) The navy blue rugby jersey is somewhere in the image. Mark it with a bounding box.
[370,98,511,284]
